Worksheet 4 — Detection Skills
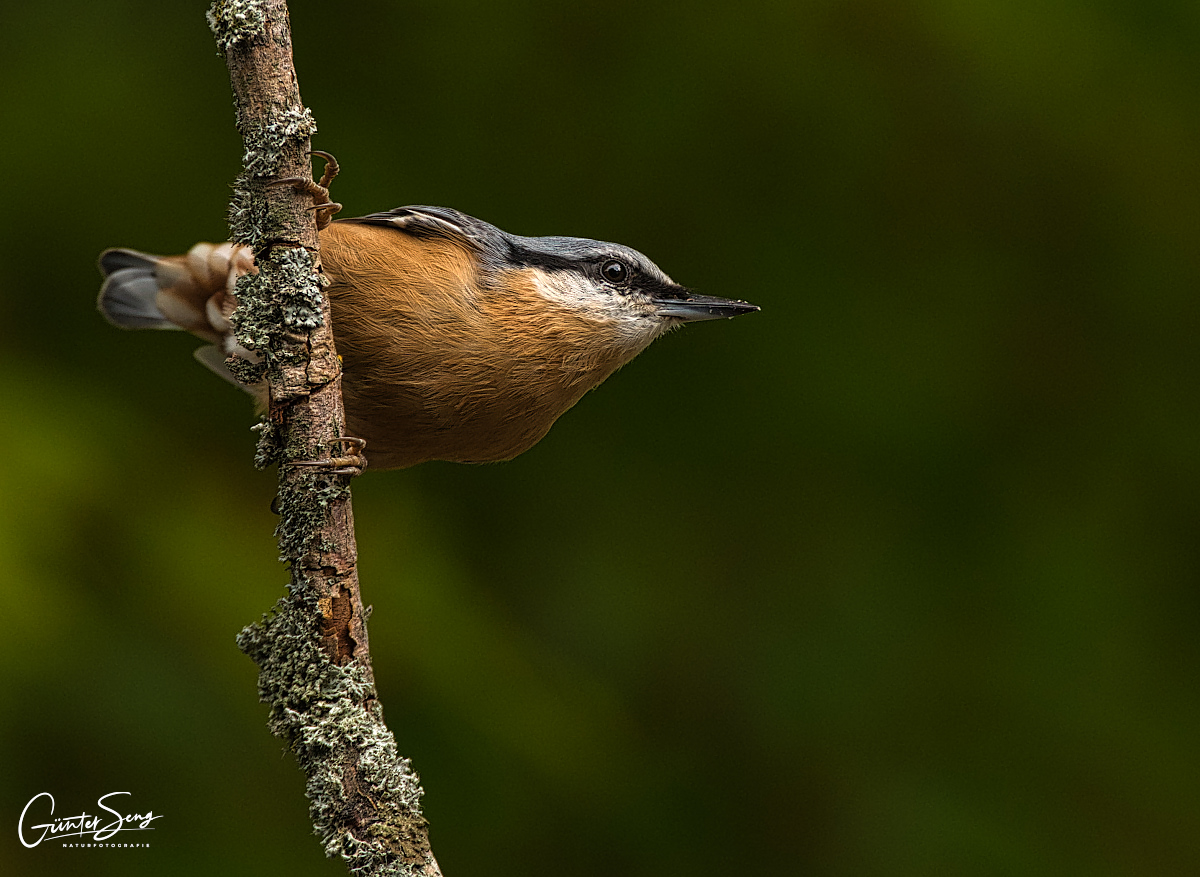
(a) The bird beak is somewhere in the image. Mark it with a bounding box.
[652,291,761,322]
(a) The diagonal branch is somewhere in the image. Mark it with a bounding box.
[206,2,441,873]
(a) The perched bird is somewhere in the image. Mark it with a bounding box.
[98,205,758,470]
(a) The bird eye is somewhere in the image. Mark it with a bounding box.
[600,259,628,284]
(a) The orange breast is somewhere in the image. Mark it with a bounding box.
[319,224,632,469]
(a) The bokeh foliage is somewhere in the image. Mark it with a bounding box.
[3,1,1200,874]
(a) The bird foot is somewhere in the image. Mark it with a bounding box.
[291,436,368,477]
[272,150,343,230]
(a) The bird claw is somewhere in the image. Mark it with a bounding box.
[290,436,368,477]
[310,150,340,190]
[271,151,342,230]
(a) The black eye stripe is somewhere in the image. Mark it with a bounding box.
[505,241,692,300]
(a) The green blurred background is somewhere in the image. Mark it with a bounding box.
[3,0,1200,874]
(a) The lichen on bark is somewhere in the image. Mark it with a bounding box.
[209,2,441,873]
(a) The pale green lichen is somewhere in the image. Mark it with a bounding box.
[226,351,268,387]
[251,418,281,470]
[230,248,326,385]
[275,246,325,330]
[237,593,430,875]
[274,475,349,562]
[207,0,267,53]
[227,177,272,248]
[240,106,317,178]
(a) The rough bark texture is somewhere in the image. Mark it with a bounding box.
[206,2,441,874]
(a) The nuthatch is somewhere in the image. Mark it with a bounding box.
[98,204,759,470]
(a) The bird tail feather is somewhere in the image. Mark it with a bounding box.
[97,249,179,330]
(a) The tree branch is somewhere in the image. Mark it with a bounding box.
[206,2,441,873]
